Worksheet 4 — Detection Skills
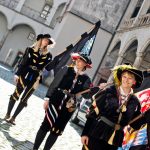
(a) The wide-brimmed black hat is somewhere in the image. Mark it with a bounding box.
[71,52,92,68]
[36,34,56,47]
[113,64,143,88]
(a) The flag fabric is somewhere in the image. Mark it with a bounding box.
[46,20,101,75]
[118,88,150,150]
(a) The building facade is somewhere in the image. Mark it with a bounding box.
[93,0,150,84]
[0,0,69,66]
[52,0,130,79]
[0,0,131,84]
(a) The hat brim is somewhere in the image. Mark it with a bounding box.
[71,53,92,68]
[117,68,143,88]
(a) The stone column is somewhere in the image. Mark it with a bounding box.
[133,52,143,68]
[0,30,10,51]
[107,53,124,82]
[114,53,124,66]
[15,0,26,12]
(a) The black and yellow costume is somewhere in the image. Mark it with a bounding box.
[5,46,52,124]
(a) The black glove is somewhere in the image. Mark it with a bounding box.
[144,109,150,123]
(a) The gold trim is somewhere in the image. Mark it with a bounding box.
[15,89,20,97]
[21,87,33,102]
[84,145,89,150]
[19,77,25,88]
[33,53,38,57]
[42,56,47,59]
[33,59,36,63]
[12,95,18,101]
[56,130,59,133]
[108,131,115,145]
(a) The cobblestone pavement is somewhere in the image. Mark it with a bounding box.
[0,63,47,99]
[0,64,83,150]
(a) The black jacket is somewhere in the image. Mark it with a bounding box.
[82,85,146,147]
[16,47,52,82]
[45,66,99,134]
[46,66,93,108]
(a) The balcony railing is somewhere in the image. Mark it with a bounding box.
[20,4,46,24]
[0,0,18,10]
[119,13,150,31]
[136,13,150,26]
[119,18,135,30]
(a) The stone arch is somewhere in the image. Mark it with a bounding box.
[121,37,137,54]
[0,24,35,66]
[121,39,138,65]
[139,39,150,53]
[50,2,66,28]
[0,12,8,42]
[108,40,121,67]
[139,40,150,70]
[98,41,121,81]
[109,39,121,53]
[12,22,36,35]
[0,11,8,25]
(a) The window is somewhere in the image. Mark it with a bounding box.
[131,0,144,18]
[146,7,150,14]
[41,4,51,19]
[28,32,35,41]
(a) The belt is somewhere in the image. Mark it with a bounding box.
[29,65,41,72]
[100,116,122,130]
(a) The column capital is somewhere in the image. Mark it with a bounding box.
[136,51,143,57]
[118,53,124,57]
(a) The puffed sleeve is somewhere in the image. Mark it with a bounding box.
[81,90,106,136]
[45,66,68,98]
[81,76,100,99]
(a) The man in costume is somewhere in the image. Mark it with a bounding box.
[118,69,150,150]
[33,52,101,150]
[81,64,150,150]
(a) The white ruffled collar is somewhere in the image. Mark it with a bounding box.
[74,66,84,75]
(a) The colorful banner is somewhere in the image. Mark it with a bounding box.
[118,88,150,150]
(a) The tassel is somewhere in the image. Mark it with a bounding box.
[84,145,89,150]
[108,130,116,145]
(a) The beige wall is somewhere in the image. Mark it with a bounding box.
[24,0,45,12]
[52,12,112,79]
[0,24,35,65]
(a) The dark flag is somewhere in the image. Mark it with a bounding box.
[46,20,101,75]
[121,71,150,150]
[134,71,150,92]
